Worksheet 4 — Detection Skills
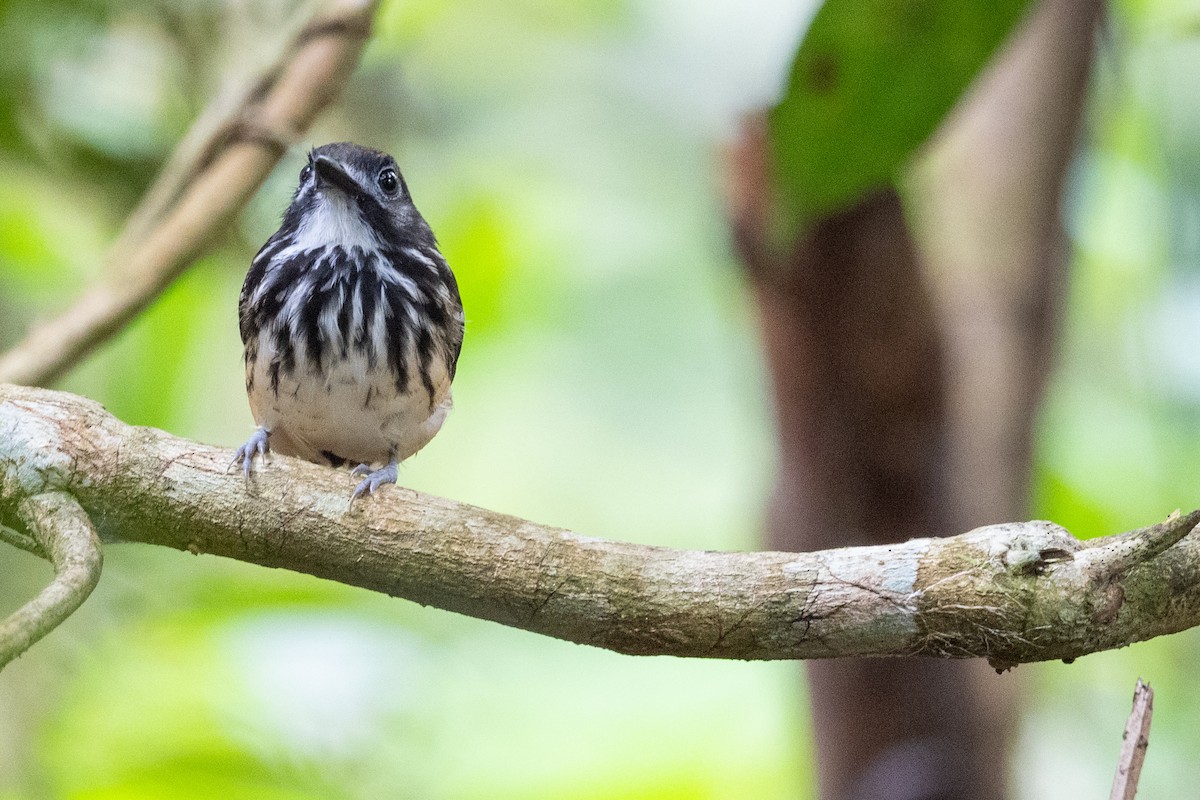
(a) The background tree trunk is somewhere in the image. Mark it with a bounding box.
[729,0,1102,796]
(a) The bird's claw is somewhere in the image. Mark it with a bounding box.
[230,427,270,480]
[349,462,398,507]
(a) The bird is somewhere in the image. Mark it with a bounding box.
[232,142,464,502]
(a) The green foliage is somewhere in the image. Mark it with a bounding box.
[769,0,1032,222]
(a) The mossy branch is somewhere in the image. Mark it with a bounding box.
[2,383,1199,670]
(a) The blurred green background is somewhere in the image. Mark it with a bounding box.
[0,0,1198,797]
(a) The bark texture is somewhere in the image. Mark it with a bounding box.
[1,384,1198,670]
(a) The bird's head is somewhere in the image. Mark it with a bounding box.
[283,142,432,251]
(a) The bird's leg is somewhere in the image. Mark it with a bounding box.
[230,427,271,480]
[350,460,398,504]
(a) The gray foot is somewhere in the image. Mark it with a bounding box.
[231,427,270,480]
[350,461,398,504]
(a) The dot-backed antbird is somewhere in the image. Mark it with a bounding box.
[233,142,464,502]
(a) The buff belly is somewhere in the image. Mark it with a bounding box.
[247,343,452,467]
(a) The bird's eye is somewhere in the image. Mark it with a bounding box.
[377,168,399,194]
[299,164,312,183]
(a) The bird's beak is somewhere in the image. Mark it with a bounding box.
[312,155,362,197]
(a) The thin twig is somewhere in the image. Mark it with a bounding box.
[1110,678,1153,800]
[0,492,102,671]
[0,0,381,388]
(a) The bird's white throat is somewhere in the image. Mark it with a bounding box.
[293,192,381,253]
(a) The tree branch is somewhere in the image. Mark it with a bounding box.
[107,2,372,270]
[0,491,102,669]
[2,383,1199,667]
[0,0,380,388]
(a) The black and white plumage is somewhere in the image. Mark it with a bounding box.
[232,142,464,501]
